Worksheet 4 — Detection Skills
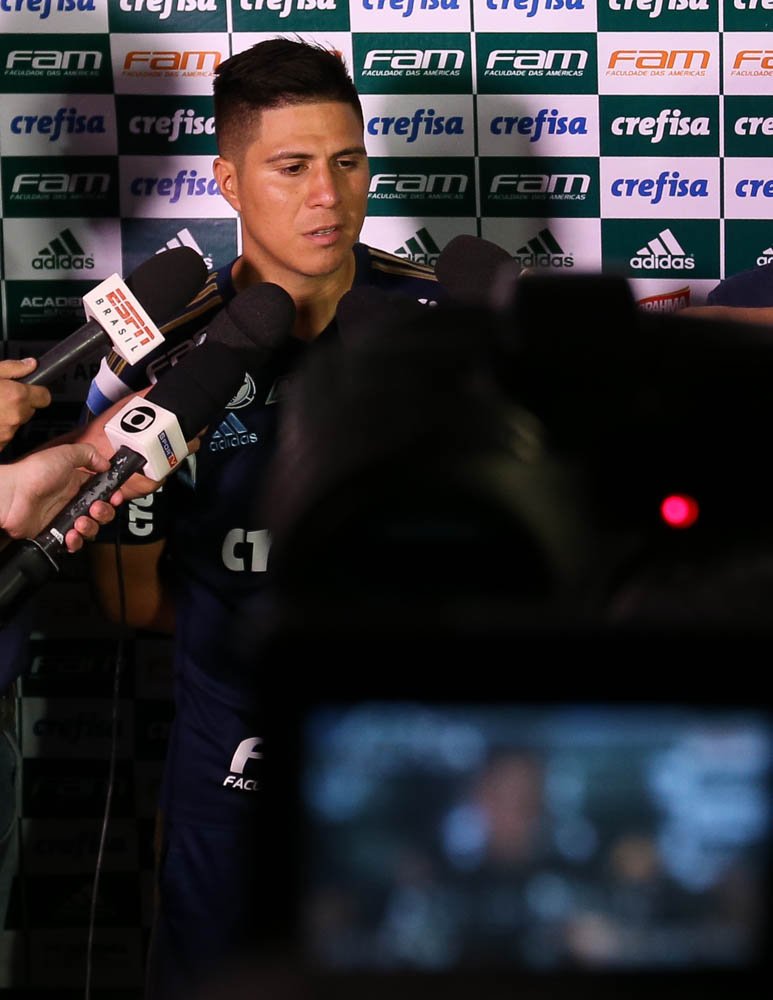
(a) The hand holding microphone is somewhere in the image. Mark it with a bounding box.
[0,443,120,552]
[0,338,246,626]
[0,358,52,450]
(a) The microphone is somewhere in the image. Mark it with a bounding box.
[18,246,208,386]
[435,234,521,309]
[0,339,245,625]
[203,281,296,370]
[85,279,298,417]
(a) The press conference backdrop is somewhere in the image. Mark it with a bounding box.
[1,0,773,994]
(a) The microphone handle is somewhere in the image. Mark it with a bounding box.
[0,538,59,629]
[17,322,109,386]
[35,445,147,560]
[0,445,146,627]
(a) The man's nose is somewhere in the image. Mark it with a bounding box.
[308,163,341,206]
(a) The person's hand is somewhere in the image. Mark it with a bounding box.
[0,442,124,553]
[0,358,52,449]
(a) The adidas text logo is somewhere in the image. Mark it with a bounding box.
[631,227,695,270]
[208,412,258,453]
[513,228,574,268]
[157,227,212,268]
[394,227,440,265]
[32,227,94,271]
[756,245,773,266]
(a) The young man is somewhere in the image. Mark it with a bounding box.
[83,38,444,998]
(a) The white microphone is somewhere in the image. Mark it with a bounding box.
[17,246,208,386]
[0,339,245,625]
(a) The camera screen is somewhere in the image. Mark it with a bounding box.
[297,702,770,975]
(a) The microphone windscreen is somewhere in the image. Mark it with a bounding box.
[126,246,209,325]
[147,340,246,440]
[435,234,518,305]
[205,282,296,353]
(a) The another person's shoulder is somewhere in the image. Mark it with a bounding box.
[354,243,446,303]
[707,260,773,307]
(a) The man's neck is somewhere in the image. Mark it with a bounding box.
[230,252,356,342]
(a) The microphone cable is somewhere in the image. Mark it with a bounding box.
[84,520,129,1000]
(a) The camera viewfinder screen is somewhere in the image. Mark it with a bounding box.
[299,703,770,974]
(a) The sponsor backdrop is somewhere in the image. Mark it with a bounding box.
[1,0,772,993]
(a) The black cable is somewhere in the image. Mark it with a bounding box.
[84,529,128,999]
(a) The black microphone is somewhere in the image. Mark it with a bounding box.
[435,234,520,308]
[18,246,208,386]
[0,339,245,625]
[203,281,296,367]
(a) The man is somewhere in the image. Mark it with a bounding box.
[82,38,444,998]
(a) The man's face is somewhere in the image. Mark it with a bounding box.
[214,101,369,290]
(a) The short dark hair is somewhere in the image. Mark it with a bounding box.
[213,37,363,158]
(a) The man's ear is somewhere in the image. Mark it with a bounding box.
[214,156,241,213]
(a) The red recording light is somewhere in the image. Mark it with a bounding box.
[659,493,700,529]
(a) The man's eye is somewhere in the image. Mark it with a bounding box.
[281,163,304,175]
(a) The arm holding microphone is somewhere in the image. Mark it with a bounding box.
[0,340,246,629]
[0,442,121,554]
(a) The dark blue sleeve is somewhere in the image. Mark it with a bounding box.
[706,262,773,307]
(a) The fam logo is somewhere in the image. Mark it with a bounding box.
[394,226,441,264]
[0,37,111,91]
[366,106,465,144]
[729,49,773,79]
[122,48,222,79]
[10,105,106,143]
[32,226,95,271]
[481,157,599,217]
[4,158,117,216]
[476,35,597,94]
[600,96,717,156]
[354,34,471,93]
[598,0,714,31]
[367,156,475,216]
[631,226,695,270]
[606,47,712,78]
[513,227,574,268]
